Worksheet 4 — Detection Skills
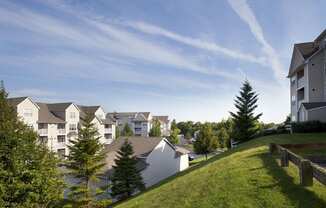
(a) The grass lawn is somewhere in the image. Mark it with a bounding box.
[115,133,326,208]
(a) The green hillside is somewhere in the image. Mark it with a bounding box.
[115,133,326,208]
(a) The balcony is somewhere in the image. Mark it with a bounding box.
[297,77,305,89]
[38,128,48,135]
[104,128,112,134]
[58,128,66,134]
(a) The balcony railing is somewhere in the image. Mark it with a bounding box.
[104,128,112,134]
[38,128,48,135]
[58,129,66,134]
[297,77,305,89]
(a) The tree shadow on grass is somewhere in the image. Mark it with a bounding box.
[258,152,326,208]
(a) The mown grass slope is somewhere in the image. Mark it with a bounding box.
[115,133,326,208]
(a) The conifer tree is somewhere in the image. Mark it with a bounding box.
[168,119,180,144]
[149,119,161,137]
[65,114,108,207]
[0,83,64,207]
[121,123,133,137]
[230,80,262,142]
[111,140,145,200]
[193,124,218,160]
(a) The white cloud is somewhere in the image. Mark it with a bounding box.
[126,21,267,66]
[227,0,286,84]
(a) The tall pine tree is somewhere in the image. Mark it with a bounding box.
[230,80,262,142]
[65,114,108,207]
[0,83,64,207]
[111,140,145,200]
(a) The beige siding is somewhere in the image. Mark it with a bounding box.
[16,98,39,131]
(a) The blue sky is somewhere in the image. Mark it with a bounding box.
[0,0,325,123]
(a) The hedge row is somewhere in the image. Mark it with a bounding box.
[291,121,326,133]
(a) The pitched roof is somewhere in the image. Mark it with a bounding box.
[153,116,169,123]
[301,102,326,110]
[105,136,162,157]
[295,42,318,59]
[7,97,28,107]
[107,112,151,121]
[37,103,65,124]
[46,102,75,112]
[314,29,326,42]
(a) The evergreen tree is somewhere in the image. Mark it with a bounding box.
[168,119,180,144]
[149,119,161,137]
[193,124,218,160]
[230,80,262,142]
[111,140,145,199]
[0,84,64,207]
[65,114,108,207]
[111,140,145,200]
[121,123,133,137]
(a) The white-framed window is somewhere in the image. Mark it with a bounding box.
[57,135,66,143]
[292,115,296,121]
[57,148,66,159]
[291,95,296,102]
[23,108,33,117]
[70,112,76,119]
[69,124,77,131]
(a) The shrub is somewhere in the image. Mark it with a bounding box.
[291,121,326,133]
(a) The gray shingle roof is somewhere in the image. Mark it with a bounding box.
[37,103,65,124]
[107,112,151,121]
[153,116,169,123]
[302,102,326,110]
[7,97,28,107]
[295,42,318,59]
[46,103,74,112]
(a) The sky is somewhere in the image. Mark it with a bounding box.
[0,0,325,123]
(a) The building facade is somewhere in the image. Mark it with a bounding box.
[107,112,153,137]
[7,97,116,158]
[288,29,326,122]
[152,116,170,136]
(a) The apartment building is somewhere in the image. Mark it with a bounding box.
[107,112,171,137]
[152,116,170,136]
[288,29,326,122]
[7,97,39,131]
[107,112,152,137]
[7,97,116,158]
[78,105,116,144]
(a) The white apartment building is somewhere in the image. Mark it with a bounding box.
[107,112,152,137]
[107,112,171,137]
[78,105,116,144]
[7,97,116,158]
[152,116,170,136]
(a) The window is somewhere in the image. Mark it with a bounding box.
[105,124,112,129]
[105,134,112,139]
[57,135,66,143]
[70,112,76,119]
[39,136,48,144]
[23,108,33,117]
[69,124,77,131]
[57,149,66,159]
[57,123,65,129]
[291,95,296,102]
[135,127,142,131]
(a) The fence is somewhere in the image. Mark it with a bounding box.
[269,143,326,186]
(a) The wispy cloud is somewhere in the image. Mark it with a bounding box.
[0,3,239,82]
[227,0,286,83]
[125,21,267,66]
